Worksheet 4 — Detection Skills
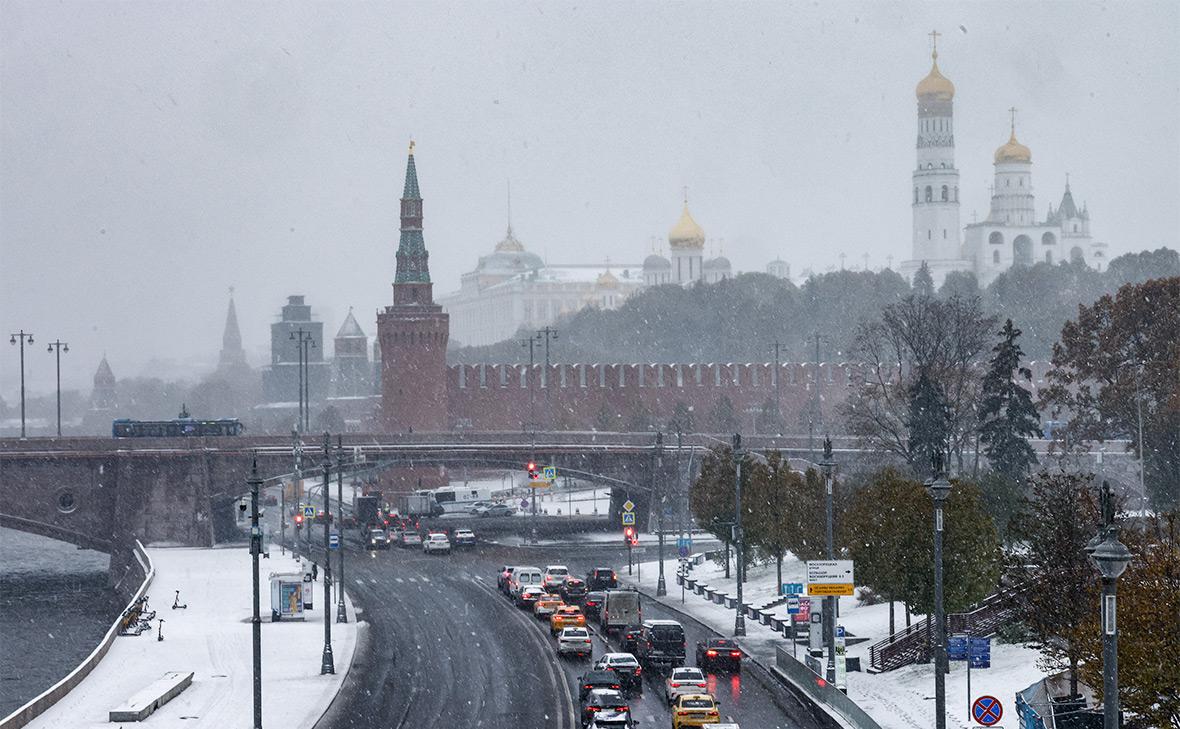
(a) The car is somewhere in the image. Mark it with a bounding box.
[636,619,686,671]
[670,693,721,728]
[480,503,515,518]
[453,528,476,546]
[580,688,630,729]
[509,566,543,598]
[533,594,565,619]
[592,653,642,697]
[619,625,642,655]
[517,586,545,608]
[422,533,451,554]
[543,565,570,590]
[696,638,742,672]
[586,715,633,729]
[561,577,588,603]
[664,667,708,705]
[388,526,405,543]
[366,529,389,550]
[550,605,587,634]
[468,500,494,515]
[600,590,641,634]
[400,531,423,548]
[498,565,516,593]
[583,591,606,621]
[586,567,618,591]
[556,627,593,658]
[577,670,622,702]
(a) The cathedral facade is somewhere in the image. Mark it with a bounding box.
[900,39,1108,288]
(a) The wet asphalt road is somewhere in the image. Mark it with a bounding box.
[317,537,830,729]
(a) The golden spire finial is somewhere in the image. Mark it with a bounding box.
[929,29,941,61]
[408,139,416,155]
[1008,106,1018,138]
[682,185,689,206]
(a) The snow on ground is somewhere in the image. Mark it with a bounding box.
[625,551,1047,729]
[25,546,357,729]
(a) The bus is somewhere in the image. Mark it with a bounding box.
[112,406,244,438]
[428,485,499,514]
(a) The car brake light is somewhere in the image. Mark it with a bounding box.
[731,651,741,657]
[634,667,641,675]
[671,682,680,687]
[708,710,719,717]
[706,649,718,657]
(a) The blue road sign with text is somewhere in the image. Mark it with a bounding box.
[782,582,804,595]
[329,532,340,550]
[968,636,991,668]
[948,635,968,661]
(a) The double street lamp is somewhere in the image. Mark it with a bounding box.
[290,329,316,433]
[319,433,335,675]
[732,433,746,637]
[1086,481,1132,729]
[820,437,837,684]
[925,451,952,729]
[9,330,34,438]
[47,340,69,437]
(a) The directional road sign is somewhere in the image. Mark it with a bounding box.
[948,635,968,661]
[782,582,804,595]
[806,560,855,596]
[302,505,316,519]
[968,636,992,668]
[621,512,636,526]
[542,465,557,481]
[622,500,635,512]
[971,696,1003,727]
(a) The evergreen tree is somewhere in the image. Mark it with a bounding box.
[979,319,1041,480]
[907,370,949,477]
[912,261,935,297]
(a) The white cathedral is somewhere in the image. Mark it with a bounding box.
[900,41,1108,288]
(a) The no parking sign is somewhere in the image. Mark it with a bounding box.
[971,695,1003,727]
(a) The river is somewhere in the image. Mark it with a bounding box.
[0,528,123,719]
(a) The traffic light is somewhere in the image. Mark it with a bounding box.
[526,461,539,480]
[294,513,304,529]
[623,526,636,546]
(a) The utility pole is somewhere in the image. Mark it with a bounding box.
[732,432,745,637]
[805,333,826,461]
[248,457,263,729]
[520,334,539,433]
[9,330,33,438]
[46,340,69,437]
[335,435,347,624]
[926,450,952,729]
[655,432,667,596]
[821,437,837,684]
[536,326,559,430]
[319,433,335,675]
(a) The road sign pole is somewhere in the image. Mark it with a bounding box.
[967,650,971,722]
[628,540,633,575]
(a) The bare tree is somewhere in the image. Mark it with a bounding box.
[841,295,995,470]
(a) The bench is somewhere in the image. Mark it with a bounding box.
[109,671,194,722]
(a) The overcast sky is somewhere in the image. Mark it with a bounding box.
[2,1,1177,396]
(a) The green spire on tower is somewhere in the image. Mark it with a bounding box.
[395,140,430,284]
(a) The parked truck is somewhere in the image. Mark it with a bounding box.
[404,492,444,518]
[355,495,381,528]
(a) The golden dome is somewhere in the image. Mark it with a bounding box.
[994,129,1031,163]
[915,51,955,100]
[596,270,619,288]
[494,225,525,252]
[668,204,705,249]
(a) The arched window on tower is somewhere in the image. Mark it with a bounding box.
[941,185,948,201]
[993,250,1001,264]
[925,186,933,202]
[1042,232,1056,247]
[989,231,1004,246]
[941,162,947,168]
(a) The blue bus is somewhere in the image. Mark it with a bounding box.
[112,406,244,438]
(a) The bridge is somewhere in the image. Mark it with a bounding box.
[0,431,1139,588]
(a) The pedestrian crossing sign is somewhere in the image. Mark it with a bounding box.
[621,512,636,525]
[542,466,557,481]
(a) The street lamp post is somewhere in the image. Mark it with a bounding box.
[732,433,746,637]
[335,436,348,623]
[820,437,837,684]
[1086,481,1132,729]
[536,326,559,430]
[46,340,69,437]
[290,328,315,432]
[655,432,667,597]
[319,433,335,675]
[925,450,952,729]
[247,457,263,729]
[9,330,34,438]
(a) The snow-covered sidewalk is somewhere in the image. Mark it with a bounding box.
[626,552,1048,729]
[25,546,357,729]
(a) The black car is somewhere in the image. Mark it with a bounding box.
[562,578,588,603]
[593,654,643,697]
[578,670,622,702]
[580,689,630,729]
[583,591,606,620]
[696,637,742,672]
[636,620,686,671]
[619,625,642,655]
[586,567,618,591]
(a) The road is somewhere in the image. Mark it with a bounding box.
[315,535,831,729]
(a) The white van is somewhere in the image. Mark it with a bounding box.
[510,566,543,598]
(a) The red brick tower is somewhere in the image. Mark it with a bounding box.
[377,142,450,432]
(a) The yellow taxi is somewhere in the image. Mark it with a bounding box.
[533,593,565,620]
[549,605,586,634]
[670,693,721,728]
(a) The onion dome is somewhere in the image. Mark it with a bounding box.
[703,256,731,271]
[643,253,671,270]
[596,270,619,289]
[916,50,955,100]
[994,128,1031,163]
[668,204,705,249]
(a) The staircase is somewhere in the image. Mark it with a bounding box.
[867,583,1029,673]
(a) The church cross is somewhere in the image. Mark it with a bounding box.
[682,185,689,205]
[929,29,941,53]
[1008,106,1018,133]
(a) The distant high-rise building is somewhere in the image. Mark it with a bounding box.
[261,294,330,406]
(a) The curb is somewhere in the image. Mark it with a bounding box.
[311,594,365,729]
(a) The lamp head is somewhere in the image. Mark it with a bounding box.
[1089,532,1132,580]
